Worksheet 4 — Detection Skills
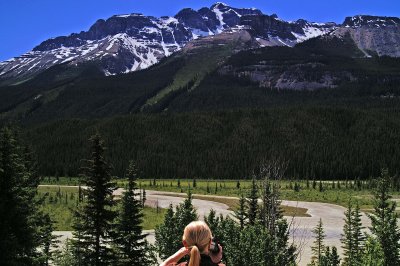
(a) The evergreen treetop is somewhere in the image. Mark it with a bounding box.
[72,133,117,265]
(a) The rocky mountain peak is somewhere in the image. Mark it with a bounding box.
[343,15,400,28]
[2,2,397,81]
[210,2,230,10]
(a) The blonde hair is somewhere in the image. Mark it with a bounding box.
[183,221,212,266]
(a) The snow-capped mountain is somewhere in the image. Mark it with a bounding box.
[0,2,341,80]
[0,14,192,79]
[334,15,400,57]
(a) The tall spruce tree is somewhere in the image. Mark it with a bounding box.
[154,204,176,260]
[247,177,259,226]
[311,218,326,265]
[142,188,146,208]
[72,134,117,265]
[174,190,198,235]
[113,161,154,265]
[0,127,53,264]
[368,170,400,266]
[234,193,248,229]
[341,201,365,265]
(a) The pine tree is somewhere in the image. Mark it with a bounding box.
[38,213,59,266]
[0,127,52,264]
[360,235,384,266]
[204,209,220,234]
[311,218,326,265]
[341,201,355,266]
[341,201,365,265]
[247,178,259,226]
[175,191,198,231]
[320,246,341,266]
[368,170,400,266]
[330,246,341,266]
[234,193,248,229]
[72,134,117,265]
[154,204,176,260]
[113,161,154,265]
[142,188,146,208]
[352,202,365,262]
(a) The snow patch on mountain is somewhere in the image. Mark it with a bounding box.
[0,2,348,80]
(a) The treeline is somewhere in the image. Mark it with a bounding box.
[23,107,400,180]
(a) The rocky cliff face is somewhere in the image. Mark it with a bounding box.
[334,15,400,57]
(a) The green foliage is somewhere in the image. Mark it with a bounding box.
[247,178,259,226]
[154,204,176,260]
[310,219,326,265]
[259,176,283,236]
[155,192,198,260]
[23,107,400,181]
[202,174,296,266]
[319,246,341,266]
[208,214,296,266]
[113,161,156,265]
[341,201,365,265]
[233,193,247,229]
[0,127,54,264]
[368,170,400,266]
[52,240,79,266]
[360,235,384,266]
[72,134,117,265]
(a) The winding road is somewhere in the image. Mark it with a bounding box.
[47,186,372,266]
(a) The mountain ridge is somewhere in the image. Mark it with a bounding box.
[0,2,339,81]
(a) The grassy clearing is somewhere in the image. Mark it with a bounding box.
[41,177,400,212]
[38,186,166,231]
[126,179,399,212]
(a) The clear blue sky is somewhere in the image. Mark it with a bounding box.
[1,0,399,61]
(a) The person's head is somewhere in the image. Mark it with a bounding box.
[182,221,212,266]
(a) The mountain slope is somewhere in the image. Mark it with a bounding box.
[333,15,400,57]
[0,2,336,82]
[1,29,400,124]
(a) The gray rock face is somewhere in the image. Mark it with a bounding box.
[343,15,400,28]
[220,62,351,90]
[335,15,400,57]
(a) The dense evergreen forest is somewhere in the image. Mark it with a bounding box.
[21,106,400,180]
[1,34,400,181]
